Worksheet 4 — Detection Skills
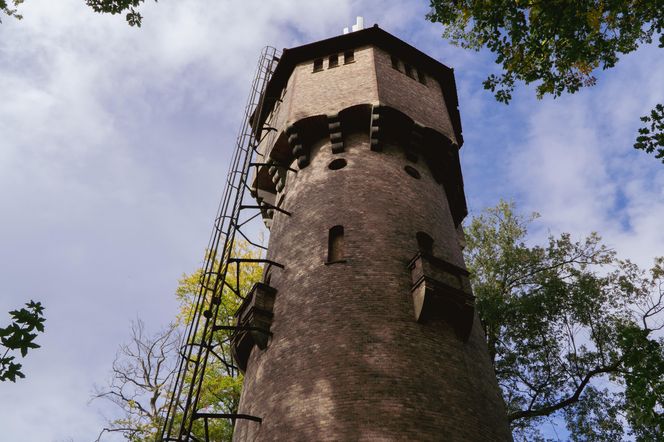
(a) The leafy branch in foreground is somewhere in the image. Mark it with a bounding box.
[635,103,664,163]
[0,0,24,21]
[85,0,155,27]
[0,300,46,382]
[427,0,664,163]
[466,201,664,441]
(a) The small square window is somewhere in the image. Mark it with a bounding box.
[344,50,354,64]
[329,54,339,68]
[391,55,400,70]
[313,58,323,72]
[404,64,415,79]
[417,70,427,85]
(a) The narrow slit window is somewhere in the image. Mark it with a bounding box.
[344,50,354,64]
[313,58,324,72]
[391,55,400,71]
[327,225,345,263]
[417,70,427,85]
[404,64,415,79]
[416,232,434,255]
[329,54,339,68]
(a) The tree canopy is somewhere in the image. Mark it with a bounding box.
[0,300,45,382]
[464,201,664,440]
[94,241,263,441]
[84,0,154,27]
[427,0,664,162]
[0,0,23,21]
[0,0,153,26]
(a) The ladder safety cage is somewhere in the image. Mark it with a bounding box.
[159,46,282,441]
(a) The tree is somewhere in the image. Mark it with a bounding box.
[171,241,263,441]
[84,0,155,27]
[464,201,664,440]
[92,320,180,441]
[0,300,45,382]
[0,0,154,26]
[427,1,664,163]
[93,241,263,441]
[0,0,23,21]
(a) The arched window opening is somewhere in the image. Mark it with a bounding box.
[416,231,434,256]
[327,225,345,263]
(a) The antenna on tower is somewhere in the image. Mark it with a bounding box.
[343,16,364,34]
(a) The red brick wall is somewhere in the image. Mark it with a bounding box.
[234,127,511,440]
[373,47,458,145]
[258,46,379,160]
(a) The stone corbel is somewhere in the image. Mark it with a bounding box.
[328,113,344,153]
[286,124,310,169]
[231,282,278,373]
[369,105,382,151]
[408,251,474,341]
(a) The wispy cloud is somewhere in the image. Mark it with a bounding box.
[0,0,661,440]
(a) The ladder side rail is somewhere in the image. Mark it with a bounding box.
[161,46,280,441]
[181,47,279,439]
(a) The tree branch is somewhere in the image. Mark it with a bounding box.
[508,363,620,421]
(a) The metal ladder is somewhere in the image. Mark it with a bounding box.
[160,45,282,442]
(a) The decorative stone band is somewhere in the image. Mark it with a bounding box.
[231,282,278,373]
[252,103,468,228]
[407,251,475,341]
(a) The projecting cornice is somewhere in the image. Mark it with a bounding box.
[254,25,463,148]
[253,103,468,227]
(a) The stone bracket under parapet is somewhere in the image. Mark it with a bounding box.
[408,251,475,341]
[250,103,468,228]
[231,281,279,373]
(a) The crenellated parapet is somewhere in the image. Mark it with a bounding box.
[251,103,468,228]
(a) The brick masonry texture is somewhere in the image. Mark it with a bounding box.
[235,42,512,441]
[373,47,457,145]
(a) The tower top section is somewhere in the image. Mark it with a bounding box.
[255,24,463,147]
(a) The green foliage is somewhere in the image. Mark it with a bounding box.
[427,0,664,163]
[173,240,262,440]
[635,103,664,163]
[465,201,664,440]
[0,300,45,382]
[95,240,262,441]
[0,0,24,21]
[620,319,664,439]
[427,0,663,102]
[0,0,154,25]
[85,0,155,27]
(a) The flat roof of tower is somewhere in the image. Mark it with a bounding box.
[257,24,463,147]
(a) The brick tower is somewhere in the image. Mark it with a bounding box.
[231,25,512,441]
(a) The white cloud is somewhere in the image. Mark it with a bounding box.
[504,43,664,267]
[0,0,662,440]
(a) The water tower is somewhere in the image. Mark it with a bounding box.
[228,23,512,441]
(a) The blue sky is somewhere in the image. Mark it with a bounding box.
[0,1,662,440]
